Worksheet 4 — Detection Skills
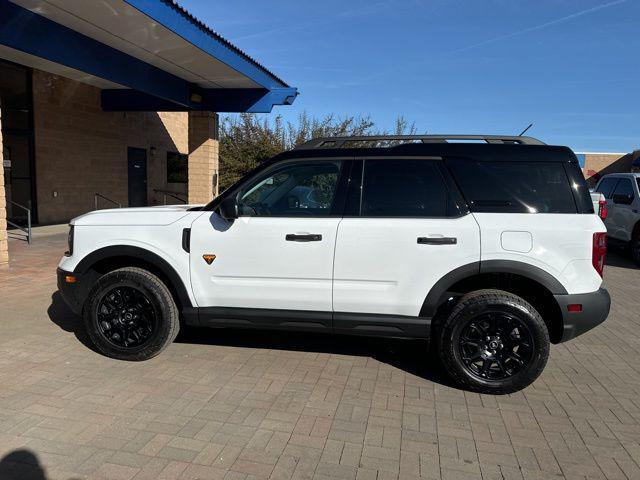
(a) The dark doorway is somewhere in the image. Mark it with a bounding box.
[1,60,37,224]
[127,147,147,207]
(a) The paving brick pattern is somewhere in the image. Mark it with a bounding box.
[1,234,640,479]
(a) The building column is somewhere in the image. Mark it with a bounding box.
[188,111,219,204]
[0,104,8,267]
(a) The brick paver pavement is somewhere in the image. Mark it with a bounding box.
[1,233,639,480]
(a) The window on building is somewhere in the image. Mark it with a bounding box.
[361,159,450,217]
[447,159,577,213]
[167,152,188,183]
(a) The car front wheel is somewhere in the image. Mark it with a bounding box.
[439,289,549,394]
[83,267,180,361]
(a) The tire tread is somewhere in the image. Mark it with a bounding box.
[83,266,180,361]
[439,289,549,394]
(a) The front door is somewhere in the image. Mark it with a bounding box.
[189,158,346,315]
[127,147,147,207]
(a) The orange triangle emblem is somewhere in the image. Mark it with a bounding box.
[202,254,216,265]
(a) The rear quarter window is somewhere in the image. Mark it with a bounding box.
[447,159,577,213]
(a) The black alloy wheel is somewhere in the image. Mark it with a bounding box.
[95,285,157,348]
[457,312,534,381]
[83,267,180,361]
[438,289,549,394]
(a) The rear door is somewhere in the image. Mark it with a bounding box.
[609,177,636,241]
[332,158,480,333]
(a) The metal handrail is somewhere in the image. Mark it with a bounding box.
[94,193,122,210]
[154,189,187,205]
[7,200,31,244]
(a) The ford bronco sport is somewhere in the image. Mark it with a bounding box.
[57,135,611,394]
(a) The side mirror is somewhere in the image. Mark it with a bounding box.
[219,196,239,220]
[612,193,633,205]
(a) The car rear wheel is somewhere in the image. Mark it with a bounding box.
[630,231,640,266]
[83,267,179,361]
[438,289,549,394]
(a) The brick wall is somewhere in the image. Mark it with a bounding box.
[582,152,633,187]
[188,111,219,204]
[32,70,191,224]
[0,104,8,267]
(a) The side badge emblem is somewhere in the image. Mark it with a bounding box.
[203,254,216,265]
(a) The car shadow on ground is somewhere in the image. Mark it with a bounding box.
[46,291,454,388]
[175,325,455,388]
[47,292,101,354]
[605,249,638,269]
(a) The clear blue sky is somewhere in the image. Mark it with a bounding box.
[180,0,639,152]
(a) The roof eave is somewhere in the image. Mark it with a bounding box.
[123,0,292,90]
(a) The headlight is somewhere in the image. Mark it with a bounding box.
[65,225,74,256]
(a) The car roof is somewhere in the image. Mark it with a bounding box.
[600,172,640,178]
[270,142,579,164]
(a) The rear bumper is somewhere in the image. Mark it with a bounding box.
[554,288,611,342]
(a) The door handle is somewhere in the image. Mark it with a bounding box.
[286,233,322,242]
[417,236,457,245]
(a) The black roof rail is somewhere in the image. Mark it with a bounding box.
[294,134,546,150]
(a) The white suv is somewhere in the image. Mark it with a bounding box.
[593,173,640,265]
[58,135,610,394]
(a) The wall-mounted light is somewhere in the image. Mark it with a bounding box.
[150,146,156,157]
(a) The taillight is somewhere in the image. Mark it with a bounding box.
[598,199,607,220]
[592,232,607,278]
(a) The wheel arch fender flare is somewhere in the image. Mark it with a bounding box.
[420,260,568,317]
[73,245,193,308]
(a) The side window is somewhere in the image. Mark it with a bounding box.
[237,160,342,217]
[361,159,449,217]
[595,177,619,199]
[612,178,634,204]
[447,159,577,213]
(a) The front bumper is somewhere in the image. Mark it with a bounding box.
[554,288,611,342]
[57,268,84,314]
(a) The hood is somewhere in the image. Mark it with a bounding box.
[71,204,205,226]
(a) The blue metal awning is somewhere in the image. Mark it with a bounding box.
[0,0,298,112]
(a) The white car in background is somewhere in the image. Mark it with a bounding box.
[593,173,640,264]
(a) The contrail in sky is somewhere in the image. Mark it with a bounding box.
[450,0,629,54]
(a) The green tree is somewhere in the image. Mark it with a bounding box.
[218,112,417,191]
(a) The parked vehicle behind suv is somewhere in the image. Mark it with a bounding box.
[593,173,640,265]
[57,135,610,394]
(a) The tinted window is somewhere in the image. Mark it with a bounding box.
[361,159,449,217]
[612,178,634,203]
[596,177,619,199]
[447,159,577,213]
[237,161,341,216]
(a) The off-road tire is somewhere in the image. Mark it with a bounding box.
[438,289,549,394]
[83,267,179,361]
